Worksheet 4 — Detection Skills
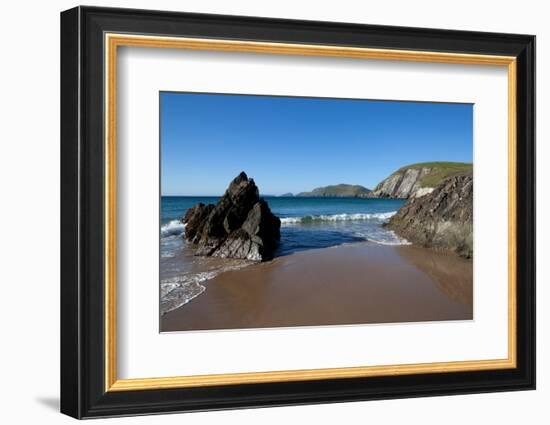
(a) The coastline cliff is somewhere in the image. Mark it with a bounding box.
[370,162,472,199]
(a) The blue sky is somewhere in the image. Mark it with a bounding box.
[161,92,472,196]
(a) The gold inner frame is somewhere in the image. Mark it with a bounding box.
[104,33,517,392]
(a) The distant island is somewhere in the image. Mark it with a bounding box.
[296,184,372,198]
[279,192,294,197]
[286,162,472,200]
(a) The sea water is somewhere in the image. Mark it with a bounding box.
[160,196,408,313]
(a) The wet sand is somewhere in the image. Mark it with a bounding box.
[161,243,473,332]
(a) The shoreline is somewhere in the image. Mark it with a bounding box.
[161,241,472,332]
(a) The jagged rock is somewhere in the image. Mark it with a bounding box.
[413,187,435,198]
[182,172,281,261]
[182,203,214,242]
[212,229,262,261]
[386,173,473,258]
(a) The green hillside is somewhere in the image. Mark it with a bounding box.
[392,162,472,188]
[297,184,371,198]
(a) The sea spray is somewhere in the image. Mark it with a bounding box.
[161,219,186,237]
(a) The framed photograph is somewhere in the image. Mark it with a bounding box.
[60,6,535,419]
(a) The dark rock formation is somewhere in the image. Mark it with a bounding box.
[182,203,214,242]
[386,172,473,258]
[182,172,281,261]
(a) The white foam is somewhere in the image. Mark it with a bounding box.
[353,229,411,246]
[161,219,186,238]
[160,263,254,314]
[280,211,397,224]
[160,279,206,315]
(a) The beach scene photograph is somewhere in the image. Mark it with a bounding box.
[160,92,473,332]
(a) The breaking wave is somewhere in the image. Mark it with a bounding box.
[280,211,396,225]
[353,229,411,246]
[161,220,185,238]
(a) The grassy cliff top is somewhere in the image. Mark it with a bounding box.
[297,184,371,197]
[393,162,472,188]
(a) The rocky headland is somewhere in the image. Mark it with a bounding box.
[296,184,372,198]
[370,162,472,199]
[386,172,473,258]
[182,172,281,261]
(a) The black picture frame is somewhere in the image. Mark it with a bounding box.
[61,5,535,419]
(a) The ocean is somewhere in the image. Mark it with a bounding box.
[160,196,407,314]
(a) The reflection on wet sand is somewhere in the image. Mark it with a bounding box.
[395,245,473,306]
[161,242,473,332]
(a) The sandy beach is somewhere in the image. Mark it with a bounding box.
[161,242,472,332]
